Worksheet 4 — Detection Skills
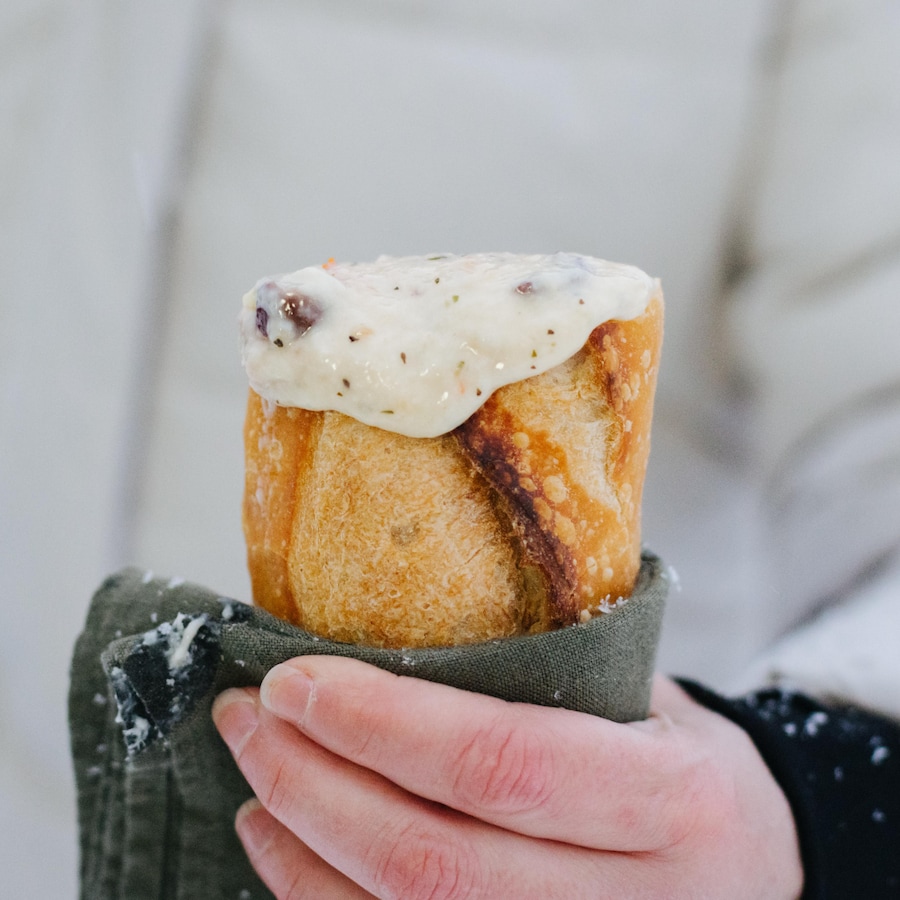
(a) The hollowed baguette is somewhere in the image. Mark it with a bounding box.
[243,293,663,648]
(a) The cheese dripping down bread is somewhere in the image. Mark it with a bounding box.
[241,253,663,648]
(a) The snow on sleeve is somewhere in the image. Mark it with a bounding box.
[732,553,900,722]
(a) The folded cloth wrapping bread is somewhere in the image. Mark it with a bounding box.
[69,560,668,900]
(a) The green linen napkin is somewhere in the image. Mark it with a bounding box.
[69,552,668,900]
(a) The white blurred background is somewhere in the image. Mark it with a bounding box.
[3,1,900,895]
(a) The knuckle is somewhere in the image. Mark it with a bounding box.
[368,821,483,900]
[651,741,726,850]
[281,870,318,900]
[449,714,556,815]
[256,755,296,822]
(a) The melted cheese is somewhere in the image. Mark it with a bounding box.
[240,252,657,438]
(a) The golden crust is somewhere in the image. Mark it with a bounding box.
[243,292,663,647]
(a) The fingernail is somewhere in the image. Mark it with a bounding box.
[260,664,314,725]
[235,797,274,856]
[212,688,260,755]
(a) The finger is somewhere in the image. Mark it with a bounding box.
[649,675,710,720]
[620,675,702,737]
[235,798,373,899]
[256,657,694,851]
[213,689,656,900]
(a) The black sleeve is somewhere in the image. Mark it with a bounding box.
[677,680,900,900]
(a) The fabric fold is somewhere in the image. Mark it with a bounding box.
[69,553,667,900]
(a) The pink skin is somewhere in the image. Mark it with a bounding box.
[212,659,804,900]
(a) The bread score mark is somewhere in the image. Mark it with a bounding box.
[454,302,662,626]
[455,407,576,627]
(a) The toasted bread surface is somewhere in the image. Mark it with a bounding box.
[243,293,662,647]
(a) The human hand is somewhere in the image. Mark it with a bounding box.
[212,659,803,899]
